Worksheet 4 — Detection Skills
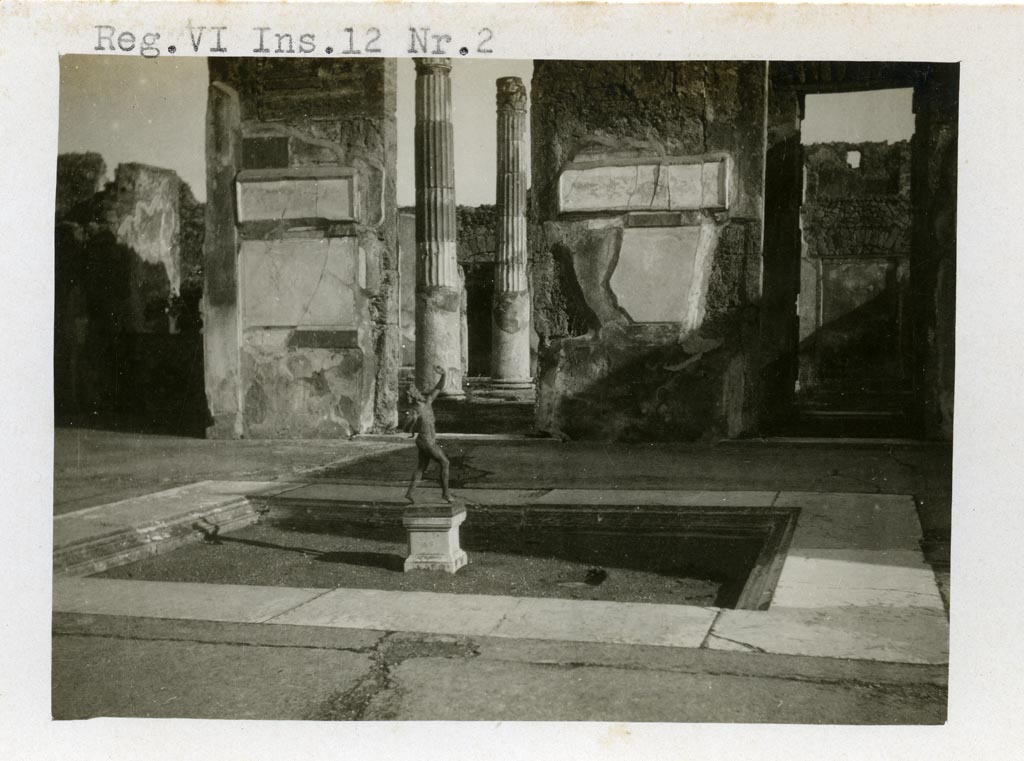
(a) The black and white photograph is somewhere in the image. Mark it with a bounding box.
[4,1,1024,758]
[50,50,955,721]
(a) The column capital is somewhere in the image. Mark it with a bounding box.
[496,77,528,112]
[415,58,452,76]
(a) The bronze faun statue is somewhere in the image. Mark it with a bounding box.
[403,365,452,504]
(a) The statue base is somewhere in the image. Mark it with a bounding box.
[402,504,468,574]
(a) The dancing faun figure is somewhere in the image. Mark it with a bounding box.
[403,365,453,504]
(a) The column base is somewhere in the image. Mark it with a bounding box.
[489,378,534,391]
[437,389,467,400]
[491,290,531,385]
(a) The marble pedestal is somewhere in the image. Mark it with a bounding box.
[403,504,468,573]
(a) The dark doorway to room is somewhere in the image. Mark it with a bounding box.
[763,79,922,438]
[464,264,495,378]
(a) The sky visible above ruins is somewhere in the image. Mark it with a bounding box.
[396,57,534,207]
[57,55,533,207]
[58,55,209,199]
[801,88,915,144]
[58,57,912,206]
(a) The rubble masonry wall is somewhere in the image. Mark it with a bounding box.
[530,61,767,441]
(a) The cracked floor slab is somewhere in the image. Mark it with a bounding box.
[260,586,721,648]
[705,632,768,653]
[52,612,386,652]
[778,491,922,551]
[54,577,329,624]
[271,588,522,637]
[772,550,946,610]
[52,612,948,722]
[707,606,949,664]
[489,596,717,647]
[305,632,484,721]
[52,633,376,720]
[377,655,945,723]
[54,579,722,650]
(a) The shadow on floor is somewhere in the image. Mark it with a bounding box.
[215,534,405,572]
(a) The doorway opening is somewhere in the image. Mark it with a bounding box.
[763,81,920,439]
[794,89,915,436]
[463,264,495,377]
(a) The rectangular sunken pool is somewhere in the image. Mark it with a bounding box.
[95,502,798,610]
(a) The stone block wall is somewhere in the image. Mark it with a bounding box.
[455,204,499,266]
[203,58,399,438]
[804,141,911,200]
[530,61,767,441]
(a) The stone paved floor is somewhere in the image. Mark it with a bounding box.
[53,426,406,514]
[49,427,953,723]
[54,480,949,665]
[53,429,952,611]
[52,612,947,723]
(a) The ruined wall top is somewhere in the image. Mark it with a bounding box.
[801,141,912,259]
[804,141,911,200]
[113,162,182,193]
[56,152,107,217]
[55,154,205,332]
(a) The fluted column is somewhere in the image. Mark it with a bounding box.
[414,58,463,397]
[490,77,532,389]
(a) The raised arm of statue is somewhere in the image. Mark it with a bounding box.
[426,365,446,403]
